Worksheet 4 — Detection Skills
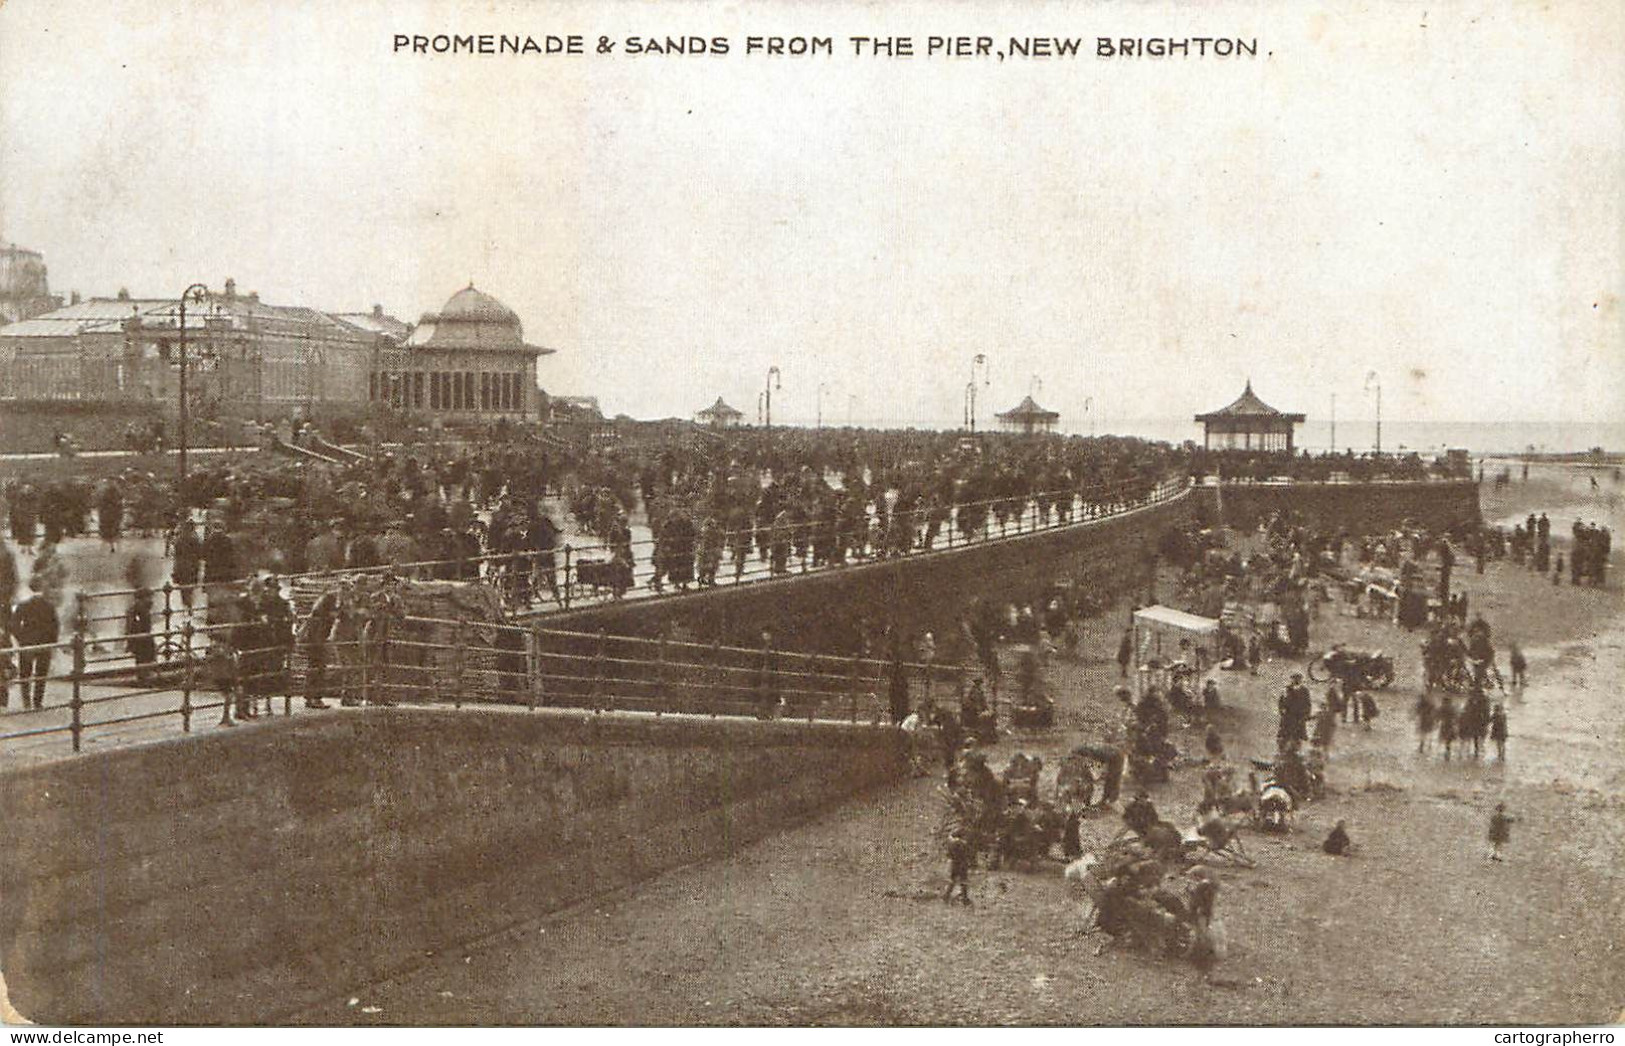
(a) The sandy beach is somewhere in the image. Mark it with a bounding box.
[292,464,1623,1026]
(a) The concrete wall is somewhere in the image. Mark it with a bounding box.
[537,490,1201,652]
[0,708,905,1025]
[1202,480,1481,534]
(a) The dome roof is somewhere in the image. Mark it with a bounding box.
[439,284,519,325]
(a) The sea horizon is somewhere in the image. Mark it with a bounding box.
[755,415,1624,456]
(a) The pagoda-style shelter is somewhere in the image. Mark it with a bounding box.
[1195,380,1305,451]
[695,396,744,428]
[996,395,1060,435]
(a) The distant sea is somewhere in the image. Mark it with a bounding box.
[1091,418,1625,456]
[823,415,1624,455]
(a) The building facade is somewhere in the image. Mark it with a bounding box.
[0,280,550,422]
[0,243,62,325]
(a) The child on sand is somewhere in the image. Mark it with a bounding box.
[944,829,973,905]
[1489,803,1515,862]
[1509,644,1527,689]
[1490,704,1509,761]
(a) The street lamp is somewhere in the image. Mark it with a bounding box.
[176,283,209,483]
[817,382,829,429]
[1084,396,1094,438]
[1364,371,1382,455]
[764,366,782,430]
[965,353,989,432]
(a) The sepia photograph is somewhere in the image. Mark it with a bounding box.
[0,0,1621,1032]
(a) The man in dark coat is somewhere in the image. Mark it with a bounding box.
[172,521,203,608]
[1278,672,1313,748]
[12,583,60,710]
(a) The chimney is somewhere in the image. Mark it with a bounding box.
[224,277,237,298]
[372,303,383,318]
[70,290,82,305]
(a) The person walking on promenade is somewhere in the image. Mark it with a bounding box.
[1414,692,1436,754]
[172,519,203,610]
[944,829,973,906]
[1437,695,1458,761]
[1488,803,1515,862]
[1509,643,1527,690]
[1490,703,1509,762]
[11,581,59,710]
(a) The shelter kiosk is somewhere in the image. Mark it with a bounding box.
[1132,604,1222,696]
[1195,381,1305,451]
[695,397,744,428]
[996,395,1060,435]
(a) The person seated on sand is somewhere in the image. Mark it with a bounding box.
[1122,790,1159,836]
[1323,820,1353,856]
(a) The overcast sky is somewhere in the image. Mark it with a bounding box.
[2,0,1620,431]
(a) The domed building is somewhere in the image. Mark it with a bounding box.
[373,284,554,418]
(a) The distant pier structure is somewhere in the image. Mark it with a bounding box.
[1195,380,1304,452]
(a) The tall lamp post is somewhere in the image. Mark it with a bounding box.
[764,366,782,430]
[1083,396,1094,438]
[965,353,989,431]
[817,382,829,429]
[176,283,210,483]
[1364,371,1382,455]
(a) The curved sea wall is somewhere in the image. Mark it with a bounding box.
[0,708,904,1025]
[537,490,1200,650]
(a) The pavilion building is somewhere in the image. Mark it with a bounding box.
[996,395,1060,435]
[695,397,744,428]
[1194,381,1304,451]
[382,284,552,419]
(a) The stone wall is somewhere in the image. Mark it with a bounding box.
[0,708,905,1025]
[1201,481,1481,534]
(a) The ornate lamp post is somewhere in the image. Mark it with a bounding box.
[764,366,782,430]
[176,283,209,483]
[1364,371,1382,455]
[965,353,989,431]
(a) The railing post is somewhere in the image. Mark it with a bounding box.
[592,628,607,713]
[74,592,90,652]
[218,643,235,728]
[357,622,371,709]
[69,630,85,754]
[528,625,543,711]
[161,581,175,658]
[562,544,573,610]
[180,622,194,732]
[655,631,668,717]
[452,616,467,709]
[710,638,722,717]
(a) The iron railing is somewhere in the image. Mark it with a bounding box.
[0,611,983,757]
